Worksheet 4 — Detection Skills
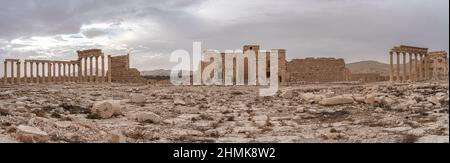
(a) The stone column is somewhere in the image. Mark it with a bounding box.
[414,54,418,81]
[30,62,34,83]
[409,53,413,81]
[17,62,21,84]
[101,55,105,82]
[396,52,400,82]
[95,56,99,83]
[108,55,112,83]
[84,58,88,82]
[402,52,406,82]
[68,64,72,82]
[47,62,52,82]
[41,62,45,83]
[418,54,423,81]
[3,61,7,84]
[423,56,428,80]
[62,63,66,83]
[72,64,76,82]
[36,62,40,83]
[24,62,28,83]
[89,57,93,82]
[389,51,394,82]
[52,63,56,83]
[10,61,14,84]
[78,61,82,83]
[58,63,62,83]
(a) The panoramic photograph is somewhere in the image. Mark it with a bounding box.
[0,0,448,151]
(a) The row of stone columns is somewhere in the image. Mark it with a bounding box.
[3,59,20,84]
[389,51,428,83]
[2,57,110,84]
[78,56,106,83]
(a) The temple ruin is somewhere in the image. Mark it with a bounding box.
[286,57,351,83]
[427,51,449,80]
[107,54,143,83]
[200,45,287,84]
[2,49,142,85]
[389,45,448,82]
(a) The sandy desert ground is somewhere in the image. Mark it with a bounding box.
[0,82,448,143]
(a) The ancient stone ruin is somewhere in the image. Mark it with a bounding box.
[350,73,387,83]
[200,45,287,84]
[2,49,143,85]
[108,54,143,83]
[389,45,449,83]
[286,57,351,83]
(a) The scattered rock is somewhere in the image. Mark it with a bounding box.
[319,96,354,106]
[15,125,49,143]
[280,89,294,99]
[130,94,146,104]
[90,100,123,119]
[174,96,186,105]
[136,112,163,124]
[108,130,127,143]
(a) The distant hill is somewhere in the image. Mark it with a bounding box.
[346,61,390,76]
[141,69,171,76]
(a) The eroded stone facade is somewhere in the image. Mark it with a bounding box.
[200,45,287,84]
[286,57,350,83]
[107,54,143,83]
[426,51,449,81]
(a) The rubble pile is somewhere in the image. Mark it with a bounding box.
[0,82,448,143]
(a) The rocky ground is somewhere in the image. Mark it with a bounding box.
[0,81,448,143]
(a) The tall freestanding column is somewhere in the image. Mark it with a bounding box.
[95,56,99,83]
[10,61,14,84]
[84,58,88,82]
[17,62,21,84]
[3,61,7,84]
[89,57,93,82]
[101,55,105,82]
[108,55,112,83]
[24,62,27,83]
[389,51,394,82]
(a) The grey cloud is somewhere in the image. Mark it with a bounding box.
[82,29,108,38]
[0,0,448,74]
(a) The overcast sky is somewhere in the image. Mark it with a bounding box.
[0,0,448,74]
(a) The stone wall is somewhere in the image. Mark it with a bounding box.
[427,51,448,80]
[287,57,349,83]
[108,54,143,83]
[200,45,287,84]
